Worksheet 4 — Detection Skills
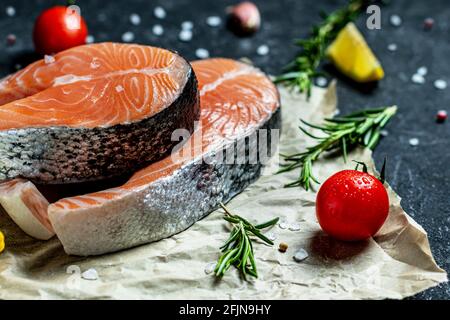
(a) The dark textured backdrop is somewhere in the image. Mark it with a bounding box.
[0,0,448,299]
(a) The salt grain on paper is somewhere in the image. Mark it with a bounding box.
[154,6,166,19]
[204,262,216,275]
[279,221,289,230]
[6,6,16,17]
[315,76,328,87]
[293,249,309,262]
[411,73,425,84]
[195,48,209,59]
[86,35,95,44]
[417,66,428,76]
[121,31,134,42]
[206,16,222,27]
[387,43,398,52]
[256,44,270,56]
[288,223,301,232]
[181,21,194,30]
[179,29,193,42]
[152,24,164,36]
[44,55,55,64]
[81,268,98,281]
[434,79,447,90]
[129,13,141,26]
[390,14,402,27]
[409,138,420,146]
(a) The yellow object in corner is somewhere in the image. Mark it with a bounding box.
[326,22,384,82]
[0,231,4,253]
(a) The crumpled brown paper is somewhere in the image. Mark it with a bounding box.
[0,83,446,299]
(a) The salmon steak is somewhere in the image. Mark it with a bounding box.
[0,57,280,256]
[0,43,199,183]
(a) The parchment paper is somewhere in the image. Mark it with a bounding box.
[0,83,446,299]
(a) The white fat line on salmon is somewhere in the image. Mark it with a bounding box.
[199,65,258,96]
[51,57,183,87]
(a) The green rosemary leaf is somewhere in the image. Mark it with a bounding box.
[275,0,369,98]
[215,203,278,280]
[255,217,280,229]
[279,106,397,190]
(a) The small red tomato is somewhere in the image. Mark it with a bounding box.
[316,170,389,241]
[33,6,88,55]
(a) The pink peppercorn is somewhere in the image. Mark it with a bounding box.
[424,18,434,30]
[436,110,447,123]
[6,34,16,45]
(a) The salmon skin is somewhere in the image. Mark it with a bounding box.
[47,58,281,256]
[0,43,199,184]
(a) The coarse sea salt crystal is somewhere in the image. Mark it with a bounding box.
[81,268,98,280]
[181,21,194,30]
[86,35,95,44]
[154,6,166,19]
[179,29,193,42]
[129,13,141,26]
[411,73,425,84]
[434,79,447,90]
[44,55,55,64]
[121,31,134,42]
[409,137,420,146]
[256,44,270,56]
[90,59,100,69]
[115,85,124,92]
[293,249,309,262]
[204,262,216,274]
[206,16,222,27]
[152,24,164,36]
[387,43,397,52]
[417,66,428,76]
[195,48,209,59]
[288,223,301,232]
[390,14,402,27]
[380,129,389,137]
[279,221,288,230]
[6,6,15,17]
[316,76,328,87]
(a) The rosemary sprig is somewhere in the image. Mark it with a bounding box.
[214,203,279,280]
[274,0,368,98]
[278,106,397,190]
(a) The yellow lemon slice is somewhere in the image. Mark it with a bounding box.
[326,22,384,82]
[0,231,4,253]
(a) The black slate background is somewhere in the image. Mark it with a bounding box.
[0,0,448,299]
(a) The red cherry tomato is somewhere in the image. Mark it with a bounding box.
[33,6,88,55]
[316,169,389,241]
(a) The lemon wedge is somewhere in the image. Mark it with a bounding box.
[326,22,384,82]
[0,231,4,253]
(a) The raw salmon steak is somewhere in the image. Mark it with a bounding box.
[47,58,281,255]
[0,43,199,183]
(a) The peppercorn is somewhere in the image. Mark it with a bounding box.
[278,242,288,253]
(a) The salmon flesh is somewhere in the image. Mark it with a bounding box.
[0,43,199,184]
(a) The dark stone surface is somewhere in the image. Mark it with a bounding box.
[0,0,448,299]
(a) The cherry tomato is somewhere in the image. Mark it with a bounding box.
[33,6,88,55]
[316,169,389,241]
